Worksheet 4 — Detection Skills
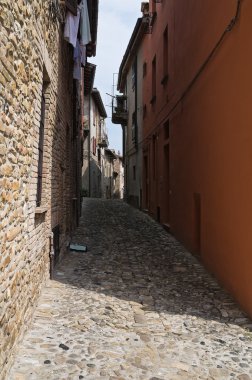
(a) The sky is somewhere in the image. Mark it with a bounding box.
[90,1,142,154]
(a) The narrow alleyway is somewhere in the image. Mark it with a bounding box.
[9,199,252,380]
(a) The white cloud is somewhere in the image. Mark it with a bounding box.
[90,1,142,153]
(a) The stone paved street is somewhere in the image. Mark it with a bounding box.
[8,199,252,380]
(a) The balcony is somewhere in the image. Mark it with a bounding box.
[142,12,156,34]
[112,95,128,125]
[82,116,89,131]
[98,133,109,148]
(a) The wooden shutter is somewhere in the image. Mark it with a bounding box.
[65,0,77,16]
[93,137,97,155]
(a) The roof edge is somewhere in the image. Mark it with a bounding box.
[117,18,144,92]
[92,88,107,118]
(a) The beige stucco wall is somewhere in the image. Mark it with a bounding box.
[125,42,143,208]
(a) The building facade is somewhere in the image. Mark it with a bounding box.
[0,0,98,377]
[102,149,115,199]
[141,0,252,317]
[82,87,108,198]
[114,18,145,208]
[113,154,124,199]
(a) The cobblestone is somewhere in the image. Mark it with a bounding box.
[8,199,252,379]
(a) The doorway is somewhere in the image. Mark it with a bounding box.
[163,144,170,226]
[144,155,149,209]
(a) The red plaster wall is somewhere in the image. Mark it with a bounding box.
[142,0,252,316]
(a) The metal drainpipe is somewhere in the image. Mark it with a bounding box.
[49,232,55,280]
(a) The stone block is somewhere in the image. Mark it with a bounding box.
[6,226,21,242]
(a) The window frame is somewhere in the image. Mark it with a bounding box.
[36,89,46,207]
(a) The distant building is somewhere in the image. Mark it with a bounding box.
[114,17,145,208]
[82,88,108,198]
[113,154,124,199]
[103,149,117,199]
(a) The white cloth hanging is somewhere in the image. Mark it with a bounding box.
[80,44,86,66]
[73,40,82,80]
[64,8,81,48]
[79,0,91,46]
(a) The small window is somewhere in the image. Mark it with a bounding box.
[133,165,136,180]
[151,0,156,13]
[132,112,136,141]
[162,25,168,85]
[164,120,170,140]
[132,57,137,90]
[92,137,96,155]
[151,55,156,104]
[36,85,46,207]
[132,63,135,89]
[143,104,147,119]
[152,135,156,179]
[143,62,147,78]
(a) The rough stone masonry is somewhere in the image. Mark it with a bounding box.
[0,1,78,378]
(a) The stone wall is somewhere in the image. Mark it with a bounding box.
[113,156,124,199]
[0,1,80,377]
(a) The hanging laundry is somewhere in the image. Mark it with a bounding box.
[73,59,81,80]
[80,44,86,66]
[73,40,82,80]
[64,8,80,48]
[79,0,91,46]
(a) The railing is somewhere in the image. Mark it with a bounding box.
[143,12,156,34]
[98,133,109,148]
[112,95,128,125]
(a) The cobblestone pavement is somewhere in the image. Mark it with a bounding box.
[9,199,252,380]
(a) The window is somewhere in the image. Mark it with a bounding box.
[143,62,147,78]
[151,55,156,104]
[132,111,136,141]
[36,86,46,206]
[152,135,156,179]
[162,26,168,85]
[133,165,136,180]
[164,120,170,140]
[92,137,96,155]
[143,104,147,119]
[132,57,137,90]
[151,0,156,13]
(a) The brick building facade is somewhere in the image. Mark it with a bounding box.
[0,1,98,377]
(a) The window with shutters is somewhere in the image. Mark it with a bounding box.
[133,165,136,180]
[132,111,136,142]
[151,55,156,104]
[92,137,96,155]
[36,86,46,207]
[161,25,169,85]
[143,62,147,78]
[132,57,137,90]
[98,148,101,164]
